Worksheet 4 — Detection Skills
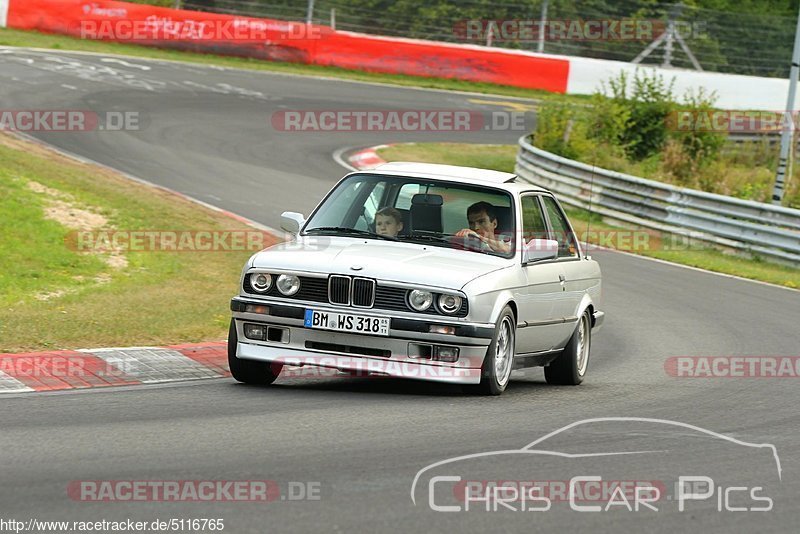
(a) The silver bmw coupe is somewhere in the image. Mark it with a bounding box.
[228,162,604,395]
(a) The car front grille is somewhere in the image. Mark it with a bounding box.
[329,275,351,305]
[352,278,375,308]
[243,274,467,317]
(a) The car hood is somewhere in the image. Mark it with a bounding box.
[250,236,512,290]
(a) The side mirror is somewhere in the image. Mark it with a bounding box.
[280,211,306,234]
[522,238,559,263]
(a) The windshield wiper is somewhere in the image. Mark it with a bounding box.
[401,231,456,246]
[304,226,397,241]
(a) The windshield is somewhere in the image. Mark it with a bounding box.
[303,173,516,258]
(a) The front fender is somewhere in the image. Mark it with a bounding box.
[462,265,521,325]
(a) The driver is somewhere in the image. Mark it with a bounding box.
[455,201,511,253]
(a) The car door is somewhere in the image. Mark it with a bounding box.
[515,194,568,353]
[540,194,585,348]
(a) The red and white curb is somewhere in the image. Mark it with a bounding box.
[347,145,389,170]
[0,343,228,394]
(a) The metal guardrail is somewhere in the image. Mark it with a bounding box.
[514,135,800,265]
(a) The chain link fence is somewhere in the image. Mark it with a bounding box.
[176,0,798,78]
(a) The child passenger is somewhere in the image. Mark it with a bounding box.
[375,207,404,237]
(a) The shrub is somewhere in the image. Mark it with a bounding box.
[591,70,679,160]
[532,70,799,208]
[534,102,596,160]
[671,88,726,165]
[590,72,631,148]
[622,71,677,160]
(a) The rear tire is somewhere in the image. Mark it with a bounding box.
[227,320,282,385]
[472,306,516,396]
[545,310,591,385]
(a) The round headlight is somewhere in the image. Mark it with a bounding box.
[438,294,463,314]
[251,273,272,293]
[408,289,433,312]
[276,274,301,296]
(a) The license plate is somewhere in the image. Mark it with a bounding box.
[304,309,390,336]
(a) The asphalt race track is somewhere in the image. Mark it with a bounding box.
[1,48,799,533]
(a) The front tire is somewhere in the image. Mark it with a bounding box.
[545,310,591,385]
[227,320,282,385]
[473,306,516,396]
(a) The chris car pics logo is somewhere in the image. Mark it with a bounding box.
[411,417,781,513]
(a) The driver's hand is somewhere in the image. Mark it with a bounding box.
[455,229,482,240]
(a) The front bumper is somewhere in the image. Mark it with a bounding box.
[231,297,494,385]
[592,310,605,333]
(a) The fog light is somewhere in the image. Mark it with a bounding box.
[244,304,269,314]
[434,346,459,363]
[429,324,455,335]
[244,323,267,340]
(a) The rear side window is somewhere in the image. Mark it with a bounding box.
[396,183,421,210]
[541,196,578,258]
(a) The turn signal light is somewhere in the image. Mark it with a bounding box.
[429,325,455,335]
[244,304,270,314]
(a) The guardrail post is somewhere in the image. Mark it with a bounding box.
[0,0,9,28]
[772,3,800,205]
[306,0,315,25]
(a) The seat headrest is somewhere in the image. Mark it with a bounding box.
[411,193,443,206]
[410,196,443,233]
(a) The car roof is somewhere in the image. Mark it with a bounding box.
[366,162,549,194]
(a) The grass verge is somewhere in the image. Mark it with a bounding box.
[0,28,589,103]
[378,143,800,289]
[0,133,276,352]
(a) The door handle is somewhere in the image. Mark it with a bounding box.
[558,274,566,282]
